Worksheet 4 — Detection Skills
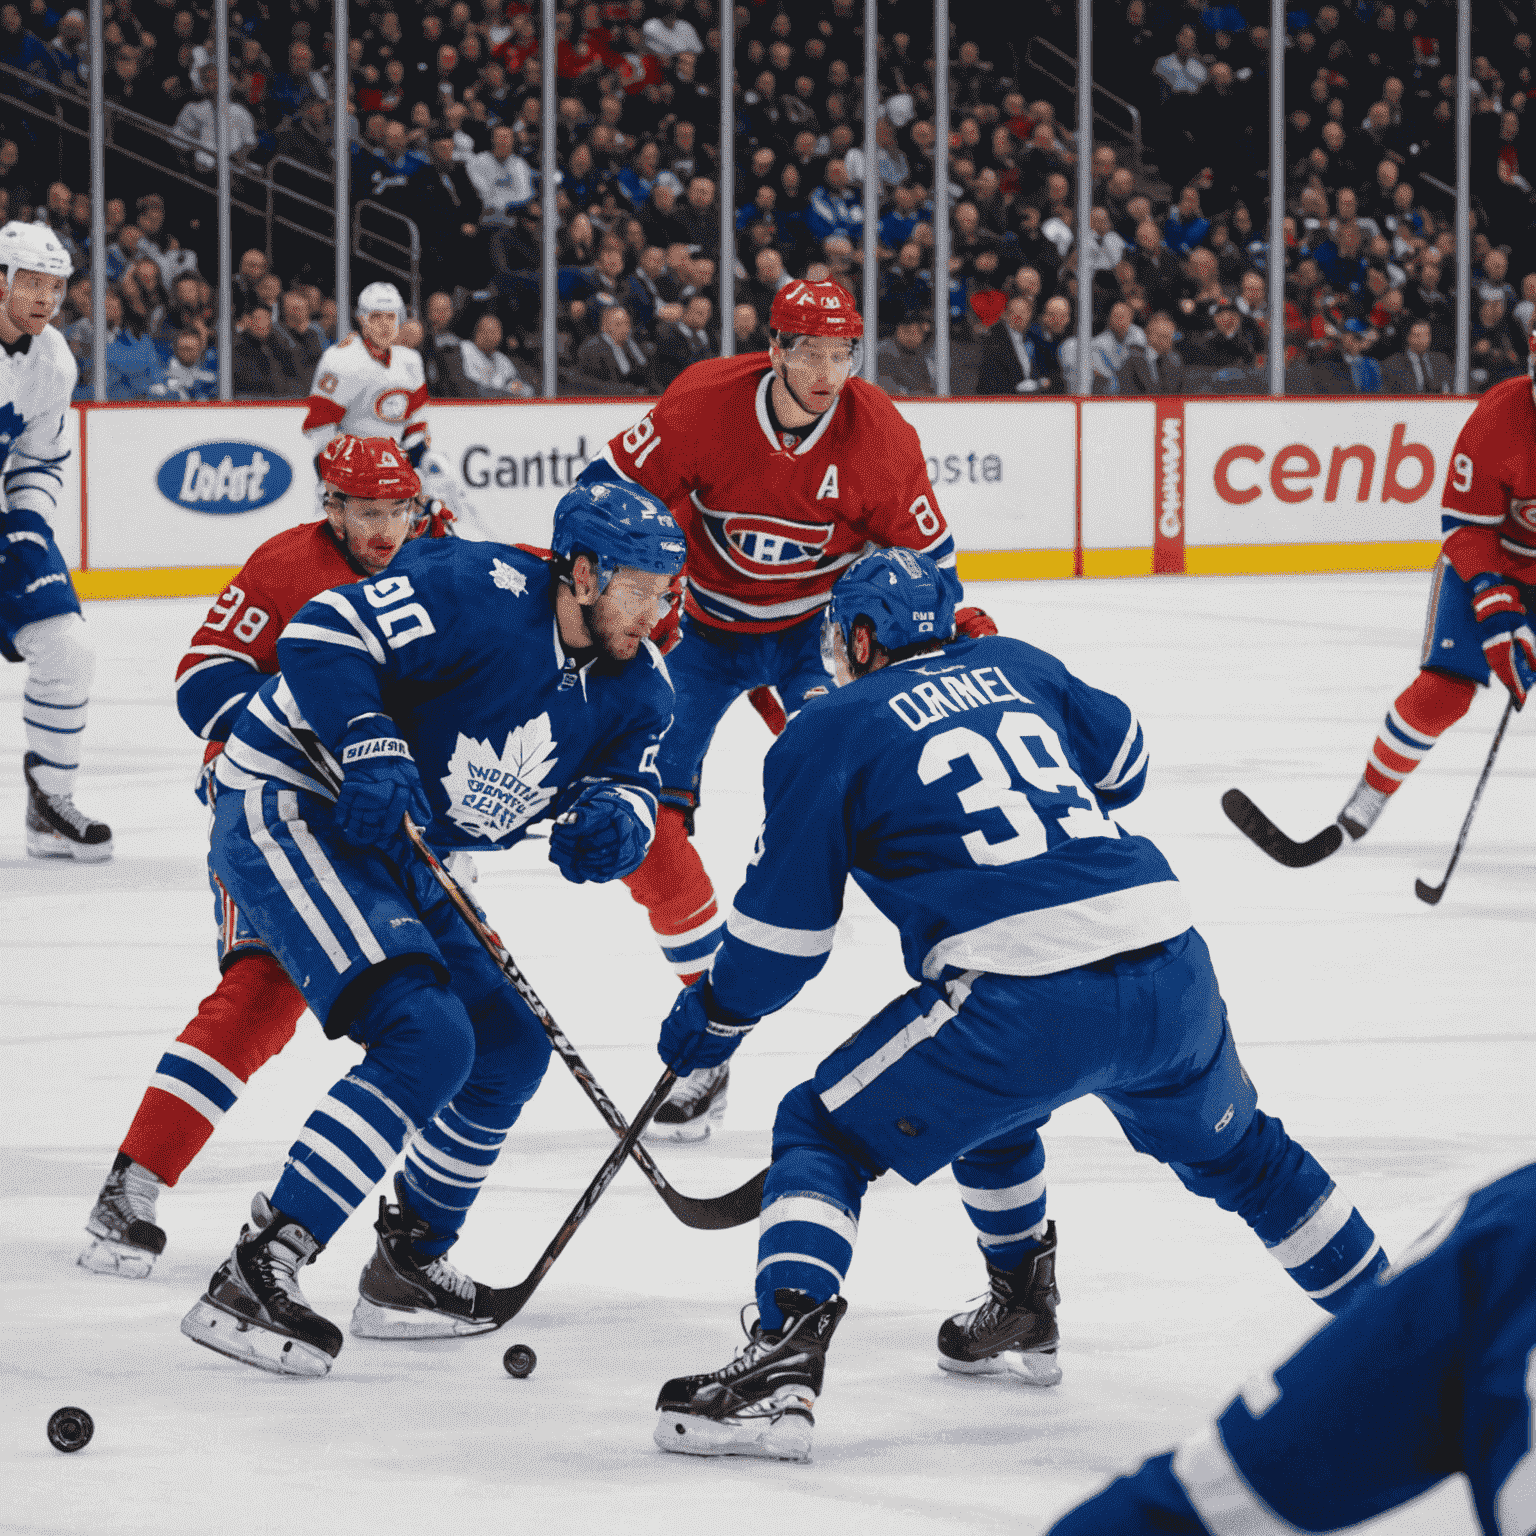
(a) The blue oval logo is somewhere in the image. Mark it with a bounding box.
[157,441,294,513]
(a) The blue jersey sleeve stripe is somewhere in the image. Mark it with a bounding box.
[1097,716,1143,790]
[309,589,389,664]
[1101,738,1149,794]
[282,621,376,656]
[1170,1425,1295,1536]
[199,690,258,738]
[726,906,837,957]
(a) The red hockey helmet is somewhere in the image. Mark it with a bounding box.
[769,278,864,340]
[318,434,422,501]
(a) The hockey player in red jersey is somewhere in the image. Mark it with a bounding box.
[579,278,993,1138]
[1226,353,1536,867]
[79,436,445,1278]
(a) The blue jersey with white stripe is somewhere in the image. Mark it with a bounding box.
[708,633,1190,1021]
[213,539,674,850]
[1048,1161,1536,1536]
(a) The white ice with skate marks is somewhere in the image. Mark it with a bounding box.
[3,574,1534,1535]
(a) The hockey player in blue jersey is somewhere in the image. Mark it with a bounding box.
[1046,1160,1536,1536]
[651,549,1390,1462]
[0,221,112,860]
[179,479,685,1377]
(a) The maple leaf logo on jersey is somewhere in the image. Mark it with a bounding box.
[440,714,560,841]
[0,400,26,452]
[490,558,528,595]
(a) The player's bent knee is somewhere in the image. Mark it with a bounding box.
[14,611,94,698]
[462,991,554,1111]
[1405,669,1478,732]
[348,964,478,1114]
[623,804,711,915]
[180,952,306,1081]
[770,1082,885,1183]
[1171,1109,1296,1217]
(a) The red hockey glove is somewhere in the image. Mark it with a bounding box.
[649,574,685,654]
[955,606,999,639]
[410,497,457,540]
[748,685,787,736]
[1471,575,1536,709]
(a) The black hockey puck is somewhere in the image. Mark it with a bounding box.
[503,1344,537,1378]
[47,1407,94,1453]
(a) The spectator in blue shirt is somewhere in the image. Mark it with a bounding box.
[617,142,662,211]
[67,287,170,400]
[152,328,219,401]
[807,158,863,244]
[1312,223,1367,294]
[878,182,930,258]
[1163,185,1211,256]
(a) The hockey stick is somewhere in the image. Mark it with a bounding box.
[1414,695,1516,907]
[488,1068,676,1326]
[402,818,766,1230]
[1221,788,1346,868]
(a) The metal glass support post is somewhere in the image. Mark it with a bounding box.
[541,0,557,397]
[1072,0,1092,397]
[214,0,232,399]
[88,0,105,401]
[932,0,949,395]
[333,0,350,339]
[1268,0,1284,396]
[861,0,878,380]
[719,0,735,355]
[1453,0,1470,395]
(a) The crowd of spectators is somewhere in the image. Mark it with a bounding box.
[0,0,1530,400]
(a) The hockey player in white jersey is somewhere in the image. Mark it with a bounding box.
[0,221,111,860]
[301,282,482,532]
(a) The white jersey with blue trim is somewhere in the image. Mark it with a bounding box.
[0,323,76,527]
[708,633,1190,1021]
[213,540,675,851]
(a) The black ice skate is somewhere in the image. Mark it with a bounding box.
[180,1193,343,1377]
[644,1063,729,1144]
[654,1289,848,1462]
[350,1178,498,1339]
[24,752,112,862]
[937,1221,1062,1386]
[78,1154,166,1279]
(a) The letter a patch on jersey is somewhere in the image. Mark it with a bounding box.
[816,464,840,500]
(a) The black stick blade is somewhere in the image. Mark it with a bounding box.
[1222,789,1345,868]
[1413,878,1446,907]
[659,1165,767,1230]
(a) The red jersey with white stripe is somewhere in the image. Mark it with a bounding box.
[600,353,954,633]
[1440,376,1536,585]
[300,334,429,460]
[173,521,369,746]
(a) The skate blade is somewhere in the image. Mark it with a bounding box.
[349,1295,498,1340]
[654,1409,813,1462]
[77,1235,157,1279]
[937,1346,1061,1385]
[27,830,113,863]
[180,1298,334,1377]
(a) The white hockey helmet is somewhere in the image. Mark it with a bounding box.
[0,221,72,316]
[355,281,406,320]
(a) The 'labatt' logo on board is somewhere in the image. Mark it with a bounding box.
[156,442,294,512]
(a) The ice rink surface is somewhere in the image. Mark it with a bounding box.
[3,571,1532,1536]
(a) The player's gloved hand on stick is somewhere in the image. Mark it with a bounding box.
[658,978,760,1073]
[648,575,685,655]
[549,782,654,884]
[1470,574,1536,709]
[332,718,431,846]
[955,606,999,640]
[413,496,456,540]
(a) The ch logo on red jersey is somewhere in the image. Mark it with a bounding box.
[701,506,835,580]
[1510,497,1536,537]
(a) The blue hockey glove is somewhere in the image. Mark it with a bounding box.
[1470,573,1536,710]
[331,718,431,846]
[548,782,655,884]
[658,978,759,1073]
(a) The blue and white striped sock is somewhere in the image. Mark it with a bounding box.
[24,690,86,797]
[272,1072,416,1244]
[398,1101,511,1256]
[954,1135,1049,1272]
[755,1190,859,1329]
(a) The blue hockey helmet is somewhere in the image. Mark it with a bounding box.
[550,479,686,592]
[825,548,955,660]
